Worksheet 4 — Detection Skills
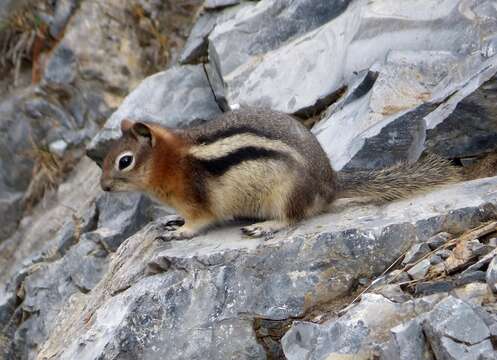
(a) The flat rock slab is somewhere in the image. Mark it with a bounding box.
[209,0,497,115]
[37,177,497,359]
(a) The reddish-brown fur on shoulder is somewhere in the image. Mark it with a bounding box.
[146,126,212,220]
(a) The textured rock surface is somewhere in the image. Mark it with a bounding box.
[209,0,497,116]
[20,177,497,359]
[2,1,497,359]
[179,3,253,65]
[0,0,203,242]
[314,52,497,170]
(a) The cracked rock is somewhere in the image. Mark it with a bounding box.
[407,259,431,280]
[403,243,431,265]
[34,177,497,359]
[381,320,432,360]
[180,3,252,64]
[423,296,490,347]
[427,232,452,250]
[487,256,497,294]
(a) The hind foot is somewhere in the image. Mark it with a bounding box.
[241,220,289,239]
[155,227,196,242]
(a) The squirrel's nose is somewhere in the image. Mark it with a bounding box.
[100,178,112,192]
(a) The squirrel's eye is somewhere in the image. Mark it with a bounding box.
[115,152,135,172]
[119,155,133,170]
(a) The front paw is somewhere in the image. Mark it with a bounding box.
[155,228,195,242]
[158,215,185,232]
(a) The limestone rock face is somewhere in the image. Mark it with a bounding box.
[2,0,497,359]
[24,178,497,359]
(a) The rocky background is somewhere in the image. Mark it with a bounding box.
[1,0,497,359]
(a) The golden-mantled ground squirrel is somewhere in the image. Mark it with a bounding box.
[100,108,461,240]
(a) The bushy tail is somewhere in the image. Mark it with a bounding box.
[336,154,462,202]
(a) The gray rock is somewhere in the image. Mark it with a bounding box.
[180,12,218,64]
[415,281,454,296]
[479,351,497,360]
[209,0,350,112]
[403,243,431,265]
[43,45,77,87]
[341,105,428,171]
[0,0,27,22]
[425,74,497,159]
[315,50,497,171]
[15,235,109,354]
[451,283,493,306]
[469,240,495,257]
[373,284,411,303]
[455,271,487,286]
[205,0,497,154]
[407,259,431,280]
[429,254,443,265]
[0,191,22,243]
[385,269,410,284]
[180,3,253,64]
[282,294,408,360]
[0,92,39,194]
[427,232,452,250]
[87,65,222,163]
[381,320,431,360]
[95,192,154,252]
[486,255,497,293]
[436,249,453,260]
[49,0,78,39]
[423,296,490,346]
[413,293,448,314]
[433,337,493,360]
[465,249,497,273]
[34,177,497,359]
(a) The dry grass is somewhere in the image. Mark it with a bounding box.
[22,142,81,212]
[128,0,203,74]
[0,1,54,86]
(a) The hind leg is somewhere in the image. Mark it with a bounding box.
[241,177,325,238]
[240,220,289,238]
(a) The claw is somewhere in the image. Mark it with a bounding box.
[240,225,274,239]
[155,228,195,242]
[158,215,185,232]
[240,220,287,239]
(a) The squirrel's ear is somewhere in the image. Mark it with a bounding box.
[121,119,134,133]
[131,122,156,147]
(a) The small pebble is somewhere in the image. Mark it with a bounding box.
[435,249,452,259]
[427,232,451,250]
[429,254,443,265]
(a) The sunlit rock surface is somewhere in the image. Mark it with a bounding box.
[1,0,497,359]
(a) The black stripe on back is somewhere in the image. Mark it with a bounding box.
[192,146,287,176]
[195,126,277,145]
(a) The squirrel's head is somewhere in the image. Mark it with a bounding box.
[100,119,157,193]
